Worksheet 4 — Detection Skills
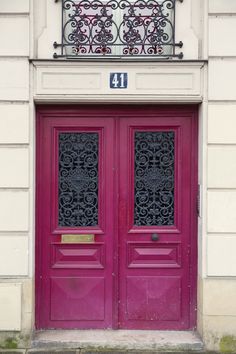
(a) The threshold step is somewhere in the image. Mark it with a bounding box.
[32,330,204,352]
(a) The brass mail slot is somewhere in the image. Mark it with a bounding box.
[61,234,95,243]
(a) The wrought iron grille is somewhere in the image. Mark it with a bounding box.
[58,132,99,227]
[54,0,183,59]
[134,131,175,226]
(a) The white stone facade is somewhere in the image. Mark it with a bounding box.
[0,0,235,351]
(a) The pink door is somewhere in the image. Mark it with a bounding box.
[36,106,198,330]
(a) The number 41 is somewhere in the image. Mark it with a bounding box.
[110,73,128,89]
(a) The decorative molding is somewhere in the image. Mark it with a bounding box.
[33,61,204,102]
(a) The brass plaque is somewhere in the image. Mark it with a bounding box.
[61,234,95,243]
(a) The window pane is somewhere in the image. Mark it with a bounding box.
[134,131,175,226]
[58,133,99,227]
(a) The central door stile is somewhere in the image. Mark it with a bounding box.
[112,117,120,329]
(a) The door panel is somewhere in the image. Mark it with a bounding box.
[36,114,115,329]
[127,242,181,268]
[126,276,181,321]
[51,242,105,269]
[50,276,105,321]
[118,116,196,329]
[36,106,197,330]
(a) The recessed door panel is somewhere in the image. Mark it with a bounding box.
[127,242,181,268]
[126,276,181,321]
[50,277,105,321]
[36,106,197,330]
[51,243,105,269]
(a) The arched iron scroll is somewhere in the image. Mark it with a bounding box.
[53,0,184,59]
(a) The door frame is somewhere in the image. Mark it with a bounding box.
[35,104,198,330]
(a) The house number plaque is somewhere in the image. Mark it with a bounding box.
[110,73,128,89]
[61,234,95,243]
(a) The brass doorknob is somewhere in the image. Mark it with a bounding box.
[151,233,159,241]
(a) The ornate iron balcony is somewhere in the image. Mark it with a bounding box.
[54,0,183,59]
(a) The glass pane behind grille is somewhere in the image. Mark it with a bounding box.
[58,133,99,227]
[134,131,175,226]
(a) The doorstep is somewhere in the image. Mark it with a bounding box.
[31,330,204,352]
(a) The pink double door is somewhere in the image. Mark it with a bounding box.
[36,106,198,330]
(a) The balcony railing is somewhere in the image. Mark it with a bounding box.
[53,0,183,59]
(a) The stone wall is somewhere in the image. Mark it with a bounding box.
[0,0,32,349]
[198,0,236,351]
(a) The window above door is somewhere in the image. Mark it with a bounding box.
[53,0,184,59]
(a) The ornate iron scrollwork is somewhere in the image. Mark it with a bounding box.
[58,132,99,227]
[53,0,183,58]
[134,131,175,226]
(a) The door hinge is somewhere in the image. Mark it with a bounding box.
[197,184,201,217]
